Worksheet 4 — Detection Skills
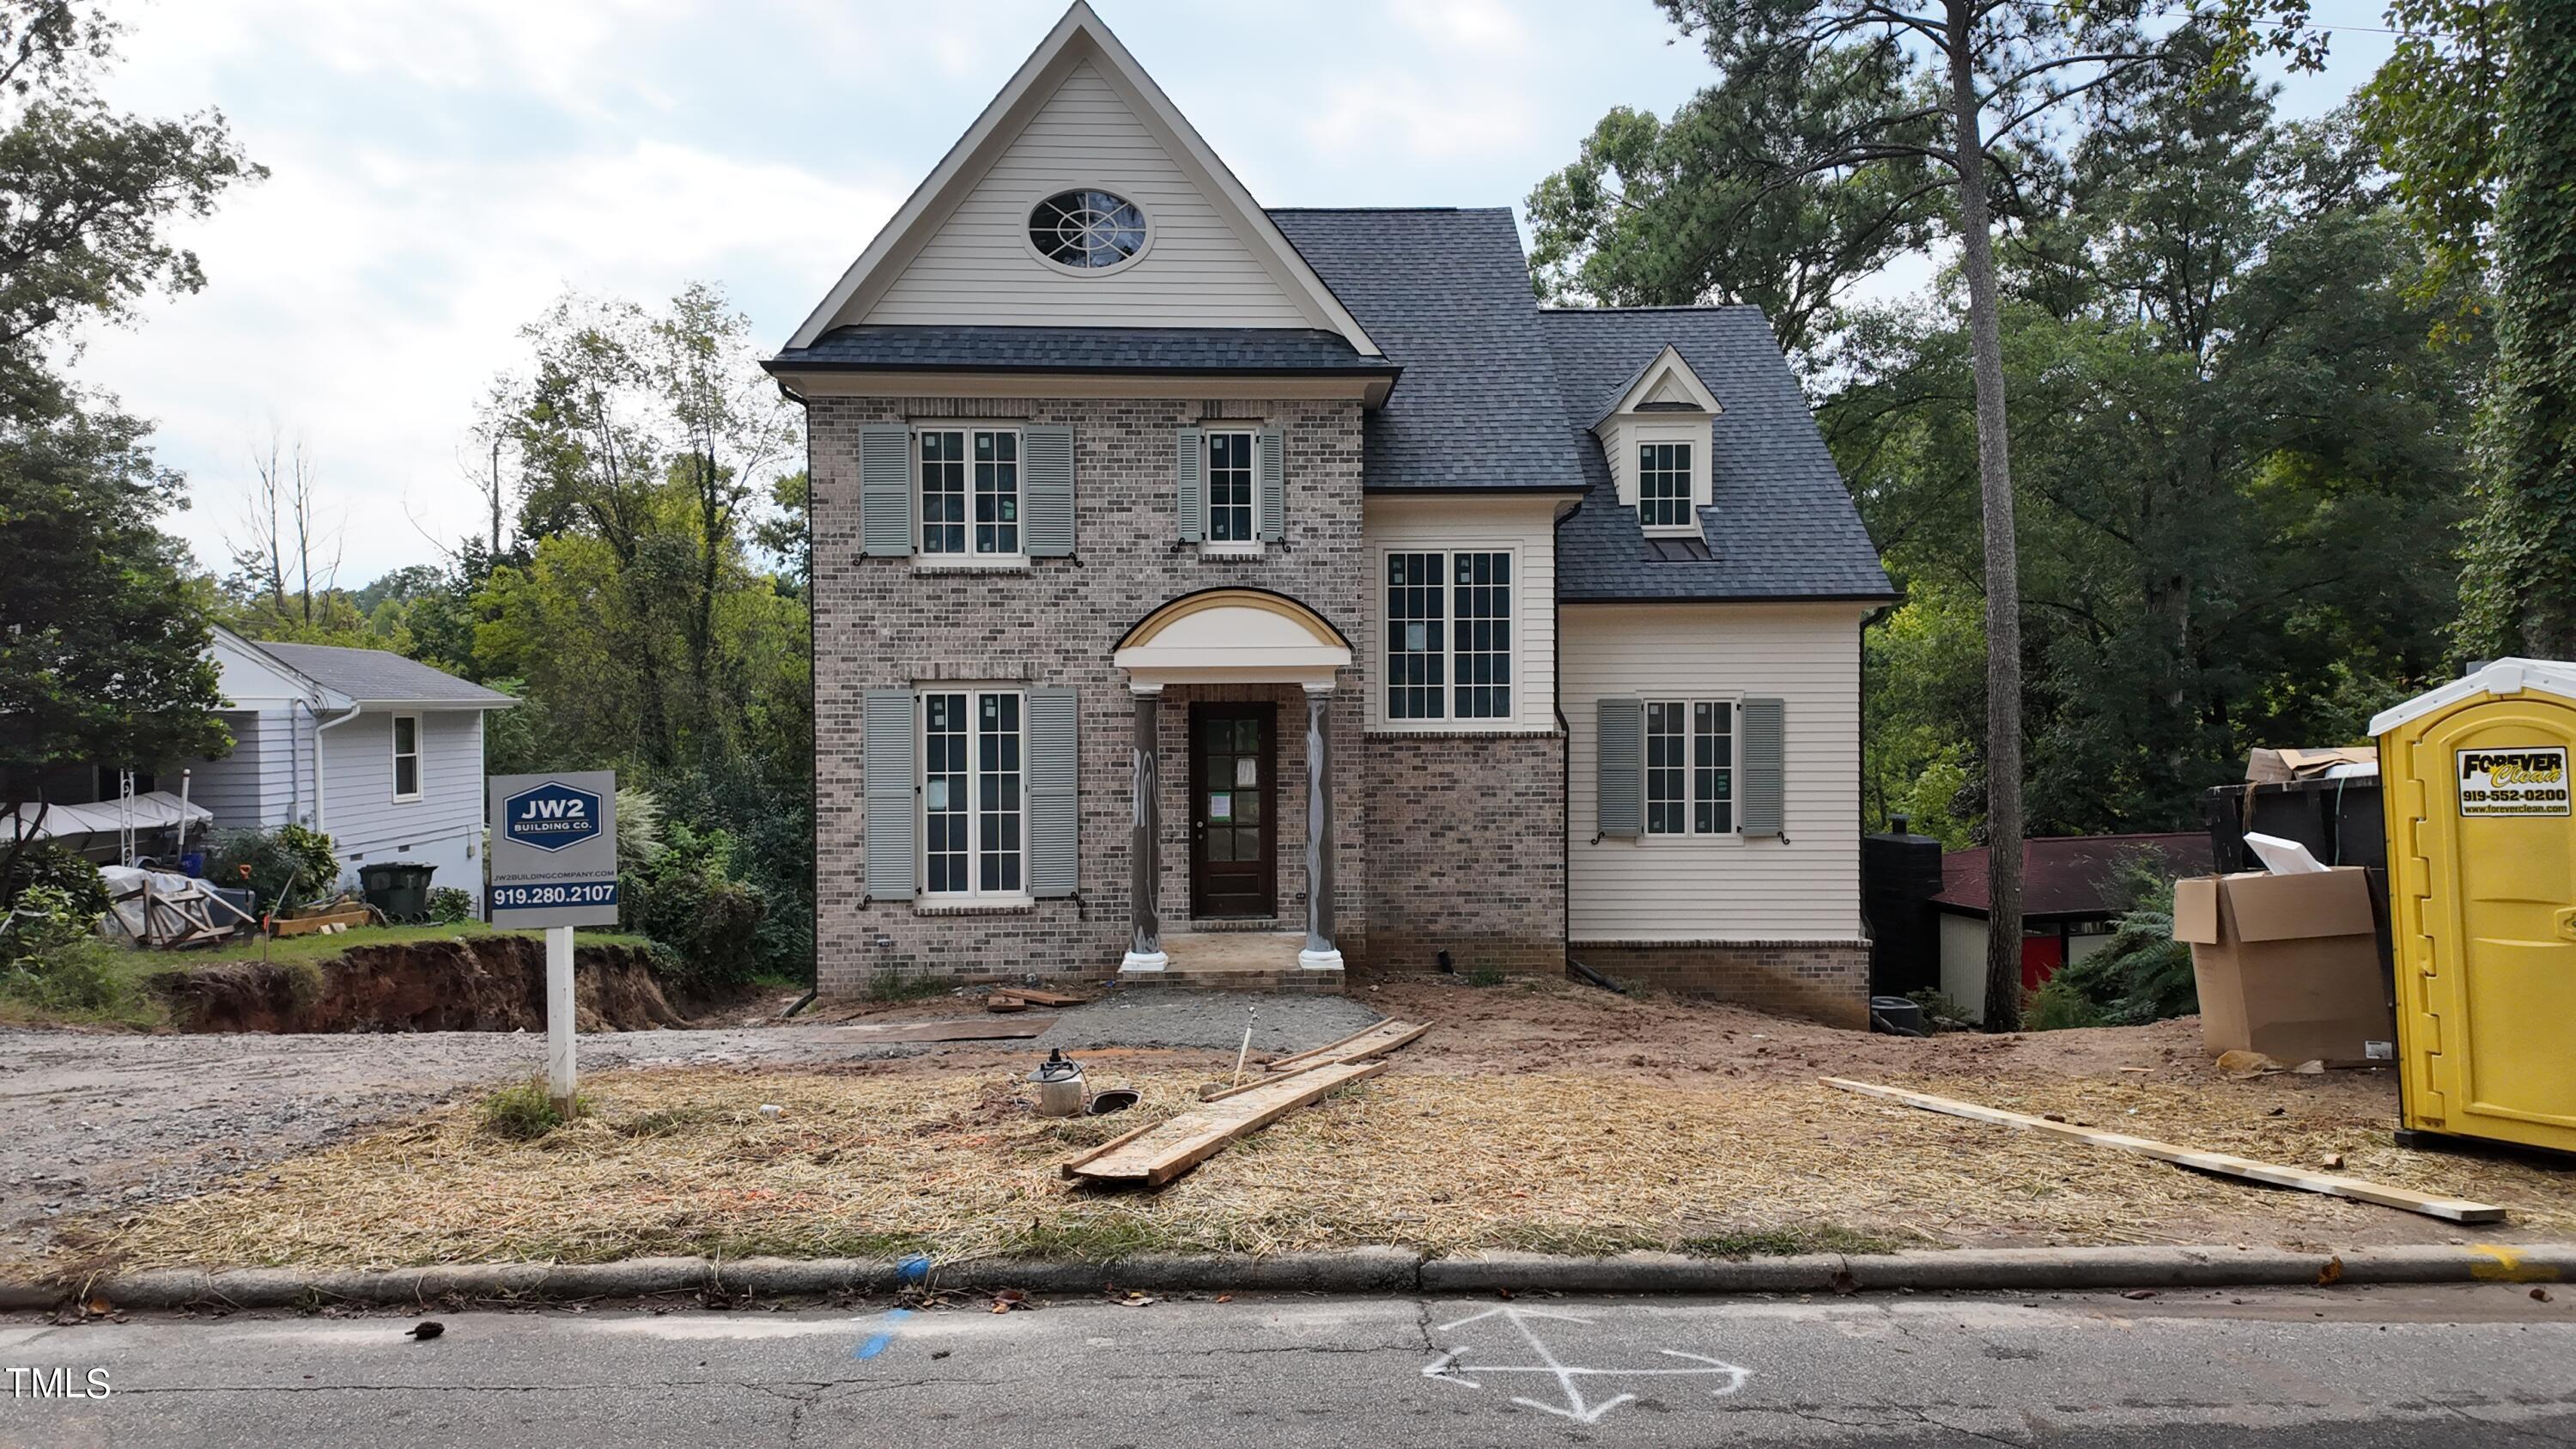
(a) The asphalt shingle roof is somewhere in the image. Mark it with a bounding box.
[766,324,1396,376]
[257,642,516,706]
[1267,208,1586,493]
[1541,307,1894,602]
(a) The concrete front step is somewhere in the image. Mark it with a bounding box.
[1117,967,1344,993]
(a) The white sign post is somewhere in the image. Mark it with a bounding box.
[486,771,619,1112]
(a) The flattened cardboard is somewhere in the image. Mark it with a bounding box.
[2180,867,2394,1063]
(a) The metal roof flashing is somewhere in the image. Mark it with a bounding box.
[2367,657,2576,737]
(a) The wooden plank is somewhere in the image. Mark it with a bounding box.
[1823,1077,2508,1225]
[1066,1060,1388,1187]
[1265,1019,1425,1073]
[270,908,371,938]
[991,987,1088,1008]
[835,1018,1054,1044]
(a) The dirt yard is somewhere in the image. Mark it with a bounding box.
[30,977,2576,1278]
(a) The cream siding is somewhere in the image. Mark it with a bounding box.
[1564,602,1868,940]
[1359,495,1559,734]
[863,59,1312,330]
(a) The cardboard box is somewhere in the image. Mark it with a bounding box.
[2172,866,2394,1063]
[2244,746,2379,783]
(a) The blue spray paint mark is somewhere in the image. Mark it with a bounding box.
[854,1307,913,1361]
[896,1253,933,1283]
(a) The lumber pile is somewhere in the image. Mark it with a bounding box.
[986,985,1089,1013]
[1823,1077,2507,1225]
[1063,1018,1423,1188]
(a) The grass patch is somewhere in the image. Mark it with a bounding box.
[866,972,952,1003]
[0,941,169,1031]
[1680,1225,1915,1260]
[1463,969,1508,989]
[479,1078,591,1141]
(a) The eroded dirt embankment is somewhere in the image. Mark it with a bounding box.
[153,936,687,1034]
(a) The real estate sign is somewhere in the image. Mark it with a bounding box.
[486,770,620,927]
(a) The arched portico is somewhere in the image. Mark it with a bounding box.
[1112,589,1351,974]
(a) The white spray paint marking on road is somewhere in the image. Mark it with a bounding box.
[1424,1305,1751,1425]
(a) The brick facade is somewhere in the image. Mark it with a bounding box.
[1570,940,1873,1028]
[811,393,1369,994]
[1357,731,1564,972]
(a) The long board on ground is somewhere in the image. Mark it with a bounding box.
[1823,1076,2507,1225]
[1264,1019,1425,1075]
[836,1018,1054,1044]
[1064,1060,1388,1188]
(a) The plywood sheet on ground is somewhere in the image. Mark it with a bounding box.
[1066,1060,1386,1187]
[835,1018,1055,1044]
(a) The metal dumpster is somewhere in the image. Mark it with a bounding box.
[2372,658,2576,1156]
[358,861,438,923]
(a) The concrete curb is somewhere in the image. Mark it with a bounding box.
[11,1243,2567,1312]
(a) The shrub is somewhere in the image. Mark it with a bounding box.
[2024,850,2198,1029]
[480,1078,587,1140]
[1,844,110,922]
[1,887,139,1020]
[626,821,769,992]
[426,886,475,924]
[208,825,342,913]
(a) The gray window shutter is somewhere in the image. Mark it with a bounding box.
[1175,427,1203,542]
[1596,697,1642,838]
[1741,697,1784,837]
[1256,426,1285,542]
[860,426,914,557]
[1023,423,1075,557]
[862,690,917,899]
[1028,686,1078,898]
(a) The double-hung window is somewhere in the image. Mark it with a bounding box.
[1644,699,1733,834]
[920,428,1019,557]
[1638,441,1694,530]
[921,690,1024,897]
[391,715,422,801]
[1205,430,1255,544]
[1383,549,1514,721]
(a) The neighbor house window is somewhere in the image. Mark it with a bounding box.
[391,715,422,801]
[1206,430,1255,543]
[1644,699,1733,834]
[920,429,1018,557]
[1638,441,1693,529]
[1382,549,1514,721]
[922,691,1024,896]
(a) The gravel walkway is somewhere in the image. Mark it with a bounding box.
[0,991,1382,1262]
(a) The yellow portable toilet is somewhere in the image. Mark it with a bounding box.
[2372,658,2576,1155]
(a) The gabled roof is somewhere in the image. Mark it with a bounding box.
[1932,833,2215,921]
[783,2,1377,357]
[1268,208,1586,493]
[1591,344,1722,427]
[1542,307,1894,602]
[252,642,516,709]
[769,325,1396,379]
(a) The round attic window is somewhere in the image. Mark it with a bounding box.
[1029,189,1147,271]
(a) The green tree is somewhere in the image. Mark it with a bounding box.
[2455,2,2576,659]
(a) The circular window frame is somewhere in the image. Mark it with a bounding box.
[1022,185,1154,277]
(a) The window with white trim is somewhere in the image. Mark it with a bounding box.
[1644,699,1733,834]
[1382,549,1513,721]
[920,428,1019,557]
[1204,430,1256,544]
[922,691,1024,896]
[1638,441,1694,530]
[391,715,422,801]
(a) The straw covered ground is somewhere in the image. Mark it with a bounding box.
[62,1006,2576,1274]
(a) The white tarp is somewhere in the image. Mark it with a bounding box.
[96,864,251,946]
[3,791,213,843]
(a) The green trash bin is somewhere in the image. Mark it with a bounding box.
[359,861,437,922]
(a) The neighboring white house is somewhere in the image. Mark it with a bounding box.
[37,628,516,908]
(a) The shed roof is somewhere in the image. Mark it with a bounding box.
[1932,832,2214,921]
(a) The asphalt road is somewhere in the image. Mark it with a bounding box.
[3,1283,2571,1447]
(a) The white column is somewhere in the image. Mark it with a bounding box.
[1298,682,1342,971]
[546,923,576,1111]
[1121,685,1167,971]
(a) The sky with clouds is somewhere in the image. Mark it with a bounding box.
[77,0,2397,586]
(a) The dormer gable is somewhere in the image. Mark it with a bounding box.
[1591,345,1720,535]
[785,2,1378,354]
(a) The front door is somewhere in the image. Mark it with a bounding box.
[1189,703,1276,918]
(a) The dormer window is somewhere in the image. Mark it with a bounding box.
[1638,441,1694,529]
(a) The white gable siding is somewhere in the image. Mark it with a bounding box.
[318,709,484,897]
[188,710,291,831]
[1360,495,1559,734]
[1564,602,1868,941]
[863,59,1312,329]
